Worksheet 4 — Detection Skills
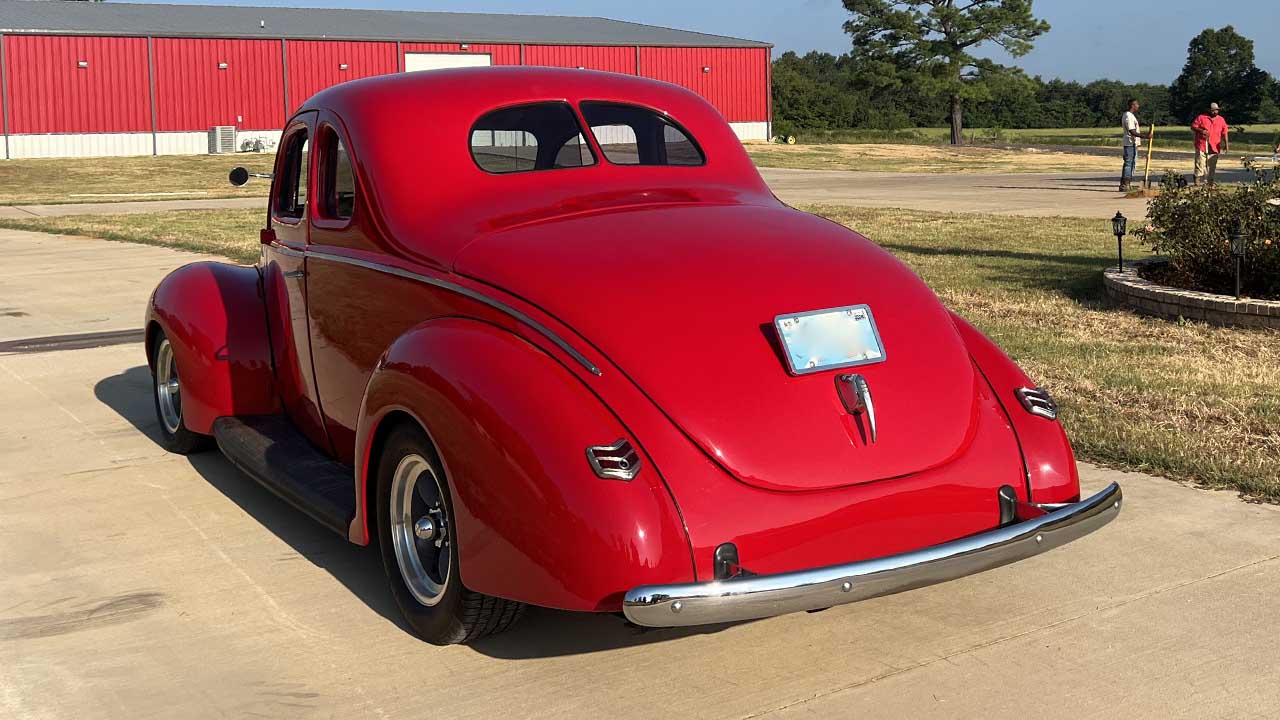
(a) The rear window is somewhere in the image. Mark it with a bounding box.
[580,102,704,166]
[470,102,595,174]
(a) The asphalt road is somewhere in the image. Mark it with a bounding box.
[3,230,1279,719]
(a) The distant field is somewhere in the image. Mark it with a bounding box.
[791,124,1280,154]
[0,153,274,206]
[747,142,1195,174]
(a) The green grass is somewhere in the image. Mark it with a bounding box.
[1,205,1275,500]
[745,142,1172,174]
[0,154,274,205]
[787,124,1280,154]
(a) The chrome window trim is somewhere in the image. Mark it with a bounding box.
[304,249,602,376]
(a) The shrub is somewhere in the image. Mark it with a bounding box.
[1134,169,1280,299]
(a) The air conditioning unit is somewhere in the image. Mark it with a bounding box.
[208,126,237,154]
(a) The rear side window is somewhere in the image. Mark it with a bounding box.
[470,102,595,174]
[275,129,309,220]
[318,125,356,220]
[580,102,704,166]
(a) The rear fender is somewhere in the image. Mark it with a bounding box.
[950,312,1079,503]
[352,317,693,611]
[145,262,279,434]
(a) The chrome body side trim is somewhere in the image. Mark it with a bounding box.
[305,249,602,376]
[623,482,1122,628]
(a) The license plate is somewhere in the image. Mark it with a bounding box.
[774,304,886,375]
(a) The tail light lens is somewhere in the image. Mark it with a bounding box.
[1015,387,1059,420]
[586,439,641,481]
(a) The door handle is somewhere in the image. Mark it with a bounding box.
[282,269,306,279]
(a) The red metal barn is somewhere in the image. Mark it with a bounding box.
[0,1,771,159]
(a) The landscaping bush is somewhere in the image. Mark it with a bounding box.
[1135,169,1280,299]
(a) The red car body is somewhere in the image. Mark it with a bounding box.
[145,67,1119,639]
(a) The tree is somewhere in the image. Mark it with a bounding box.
[842,0,1050,144]
[1169,26,1270,124]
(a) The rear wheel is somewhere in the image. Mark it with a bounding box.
[375,424,524,645]
[151,331,211,454]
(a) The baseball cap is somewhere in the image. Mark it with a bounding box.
[1209,102,1220,110]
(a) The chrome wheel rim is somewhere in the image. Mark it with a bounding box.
[154,339,182,435]
[390,453,451,606]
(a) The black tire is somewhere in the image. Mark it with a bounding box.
[150,330,212,455]
[375,423,525,645]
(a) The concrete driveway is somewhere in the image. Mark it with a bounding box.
[3,230,1279,719]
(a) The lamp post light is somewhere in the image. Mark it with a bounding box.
[1112,211,1127,271]
[1230,231,1246,299]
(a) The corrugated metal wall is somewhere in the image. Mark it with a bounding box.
[401,42,520,66]
[525,45,635,74]
[4,35,151,133]
[640,47,768,122]
[154,38,285,131]
[0,33,769,152]
[285,40,397,112]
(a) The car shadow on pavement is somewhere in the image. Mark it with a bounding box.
[95,364,735,658]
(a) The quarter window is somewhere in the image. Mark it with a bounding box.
[580,102,704,166]
[470,102,595,174]
[319,126,356,220]
[275,129,310,220]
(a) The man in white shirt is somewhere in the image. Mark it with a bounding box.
[1120,99,1151,191]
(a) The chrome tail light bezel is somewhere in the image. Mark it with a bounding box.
[586,439,641,481]
[1015,386,1059,420]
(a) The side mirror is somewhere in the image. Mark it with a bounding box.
[229,166,250,186]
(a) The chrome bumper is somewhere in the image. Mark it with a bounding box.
[623,482,1122,628]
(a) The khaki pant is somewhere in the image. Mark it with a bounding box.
[1195,150,1220,183]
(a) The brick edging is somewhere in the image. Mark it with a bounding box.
[1102,257,1280,329]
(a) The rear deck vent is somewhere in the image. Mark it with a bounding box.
[209,125,237,154]
[586,439,641,481]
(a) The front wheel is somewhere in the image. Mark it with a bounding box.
[375,424,524,645]
[150,331,211,454]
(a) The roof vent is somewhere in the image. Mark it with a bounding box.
[586,439,641,481]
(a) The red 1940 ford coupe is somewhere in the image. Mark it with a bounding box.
[145,67,1120,645]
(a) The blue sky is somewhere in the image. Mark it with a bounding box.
[132,0,1280,84]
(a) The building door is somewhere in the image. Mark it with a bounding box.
[403,53,492,73]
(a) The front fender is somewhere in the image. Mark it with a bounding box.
[145,262,278,434]
[353,318,693,612]
[950,312,1079,503]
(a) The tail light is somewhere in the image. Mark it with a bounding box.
[586,439,641,481]
[1015,387,1059,420]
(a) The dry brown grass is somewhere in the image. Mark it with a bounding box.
[2,204,1274,499]
[748,143,1196,175]
[809,205,1280,500]
[0,209,264,262]
[0,154,274,206]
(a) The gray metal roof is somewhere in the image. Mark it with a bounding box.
[0,0,770,47]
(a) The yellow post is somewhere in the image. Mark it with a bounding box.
[1143,123,1156,189]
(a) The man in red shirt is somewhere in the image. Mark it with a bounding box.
[1191,102,1229,185]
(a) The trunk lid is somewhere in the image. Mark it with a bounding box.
[454,203,980,492]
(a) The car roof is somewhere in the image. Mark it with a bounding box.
[298,67,774,266]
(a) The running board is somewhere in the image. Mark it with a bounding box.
[212,415,356,538]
